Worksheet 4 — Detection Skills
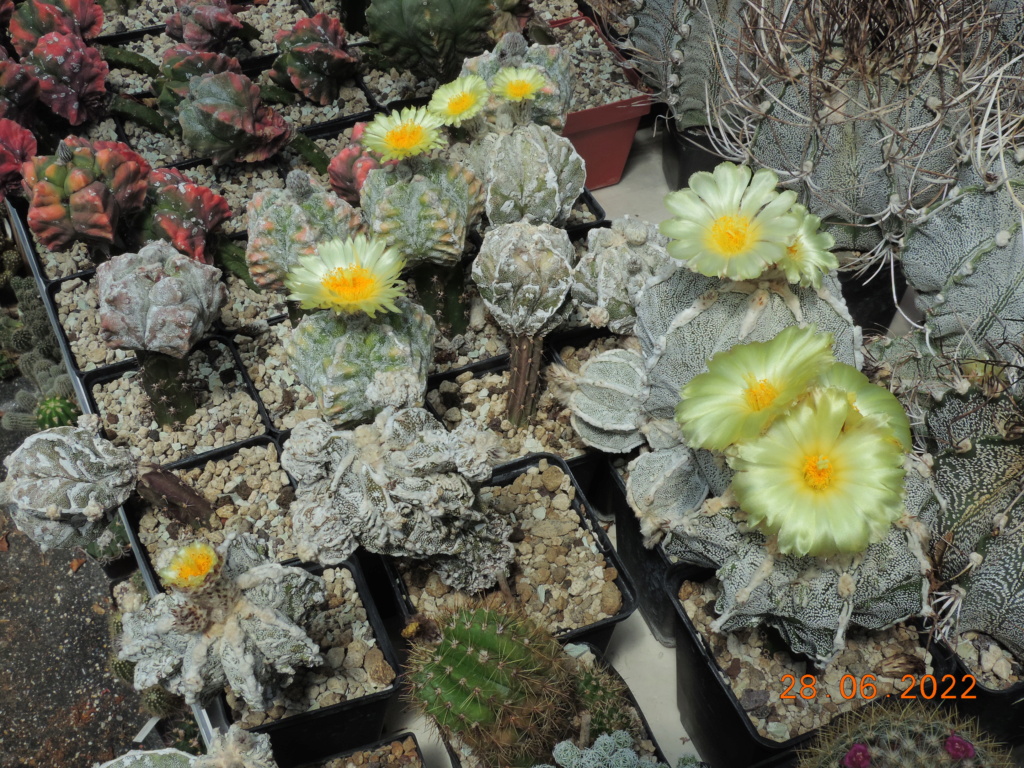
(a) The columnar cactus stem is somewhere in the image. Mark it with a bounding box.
[508,333,544,427]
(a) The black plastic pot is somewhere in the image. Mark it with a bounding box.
[380,453,638,652]
[661,121,722,191]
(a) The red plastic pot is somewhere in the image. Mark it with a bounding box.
[552,17,652,189]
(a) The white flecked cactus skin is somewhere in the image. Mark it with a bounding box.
[284,297,437,426]
[0,425,136,552]
[118,533,325,709]
[469,123,585,227]
[283,407,513,591]
[97,241,227,358]
[96,725,277,768]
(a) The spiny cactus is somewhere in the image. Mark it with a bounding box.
[22,136,151,252]
[471,220,575,425]
[246,169,365,291]
[361,159,484,268]
[797,702,1014,768]
[0,49,41,124]
[405,602,577,768]
[5,275,60,360]
[96,725,278,768]
[9,0,104,57]
[23,31,109,126]
[537,732,666,768]
[165,0,247,52]
[119,534,325,709]
[571,216,676,334]
[574,669,643,743]
[269,13,360,106]
[283,407,513,588]
[154,45,242,124]
[468,122,584,227]
[0,355,74,434]
[177,71,292,165]
[35,395,80,428]
[284,297,436,425]
[137,168,232,264]
[0,118,36,201]
[366,0,494,82]
[327,122,394,205]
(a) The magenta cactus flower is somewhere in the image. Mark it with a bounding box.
[944,734,975,760]
[841,744,871,768]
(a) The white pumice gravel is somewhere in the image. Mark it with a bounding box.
[219,274,288,331]
[954,631,1022,689]
[256,72,371,126]
[530,0,582,21]
[33,238,94,281]
[122,119,195,168]
[185,162,288,234]
[98,1,173,34]
[236,321,321,431]
[228,566,396,727]
[54,275,136,370]
[361,67,434,106]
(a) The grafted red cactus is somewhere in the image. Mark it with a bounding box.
[22,137,151,251]
[268,13,359,106]
[327,122,394,205]
[10,0,103,57]
[177,71,292,165]
[24,32,109,126]
[0,119,37,201]
[166,0,244,52]
[154,44,241,121]
[0,0,15,27]
[137,168,231,263]
[0,50,41,125]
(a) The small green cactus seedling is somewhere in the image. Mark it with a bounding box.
[34,394,80,428]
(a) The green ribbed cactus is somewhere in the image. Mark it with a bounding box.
[361,159,484,268]
[284,297,436,426]
[469,123,585,227]
[246,169,366,291]
[405,603,576,768]
[575,668,642,742]
[35,395,79,429]
[365,0,493,82]
[472,221,575,425]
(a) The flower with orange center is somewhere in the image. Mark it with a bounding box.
[360,107,445,162]
[159,541,221,591]
[491,67,548,102]
[674,325,835,452]
[428,75,488,126]
[729,387,906,556]
[285,235,405,316]
[660,161,801,280]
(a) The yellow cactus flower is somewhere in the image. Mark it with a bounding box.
[361,106,445,162]
[729,388,907,557]
[159,541,220,591]
[428,75,489,126]
[660,162,801,280]
[775,204,838,289]
[675,325,835,452]
[491,67,547,102]
[285,235,405,317]
[818,362,912,451]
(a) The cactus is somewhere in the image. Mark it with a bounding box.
[177,71,292,165]
[571,216,676,334]
[95,725,277,768]
[137,168,232,264]
[140,685,184,719]
[154,45,242,123]
[119,534,325,709]
[0,119,36,200]
[23,31,109,126]
[0,356,74,434]
[797,702,1014,768]
[537,732,668,768]
[468,122,584,227]
[269,14,360,106]
[0,49,41,124]
[327,122,394,206]
[9,0,104,57]
[246,169,365,291]
[165,0,247,52]
[361,159,484,268]
[574,670,642,743]
[365,0,494,82]
[284,297,436,425]
[35,395,80,428]
[5,275,60,361]
[471,220,575,424]
[284,407,513,588]
[405,603,577,768]
[22,137,151,253]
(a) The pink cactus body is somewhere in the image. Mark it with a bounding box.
[139,168,232,263]
[0,0,13,27]
[10,0,103,57]
[166,0,244,52]
[156,44,242,119]
[0,119,38,201]
[24,32,109,126]
[268,13,359,106]
[327,122,395,205]
[0,50,41,124]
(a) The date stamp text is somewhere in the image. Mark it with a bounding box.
[780,674,977,700]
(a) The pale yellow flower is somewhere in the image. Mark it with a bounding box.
[428,75,488,126]
[159,541,220,591]
[361,107,445,161]
[491,67,547,102]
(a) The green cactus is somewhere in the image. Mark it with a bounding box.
[405,603,577,768]
[140,685,185,720]
[575,669,642,743]
[366,0,494,82]
[1,355,75,434]
[284,297,437,426]
[108,649,137,686]
[35,395,80,429]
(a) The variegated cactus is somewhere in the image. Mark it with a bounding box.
[282,407,513,590]
[246,169,365,291]
[360,159,484,267]
[165,0,245,52]
[23,31,108,126]
[137,168,232,264]
[0,48,40,125]
[269,13,359,106]
[118,533,325,709]
[327,122,394,205]
[154,44,241,123]
[96,725,277,768]
[0,118,36,201]
[9,0,104,57]
[285,297,436,426]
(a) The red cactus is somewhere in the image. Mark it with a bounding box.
[10,0,103,57]
[137,168,231,263]
[24,32,109,125]
[268,13,359,106]
[0,0,14,27]
[0,50,42,125]
[166,0,244,52]
[22,137,151,251]
[155,44,241,120]
[327,122,395,205]
[0,119,37,201]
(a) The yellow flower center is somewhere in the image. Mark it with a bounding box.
[170,548,216,581]
[707,215,757,257]
[744,378,779,411]
[802,454,834,490]
[384,123,425,151]
[506,80,535,100]
[322,265,378,303]
[446,92,476,115]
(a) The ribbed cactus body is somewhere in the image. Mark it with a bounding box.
[96,725,277,768]
[155,45,241,123]
[361,159,483,267]
[139,168,232,264]
[366,0,493,82]
[96,749,195,768]
[0,49,41,123]
[405,605,576,768]
[246,169,365,290]
[327,122,391,205]
[285,297,436,425]
[0,117,36,199]
[269,13,359,106]
[165,0,244,51]
[10,0,104,57]
[469,123,584,227]
[24,31,109,126]
[34,395,79,428]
